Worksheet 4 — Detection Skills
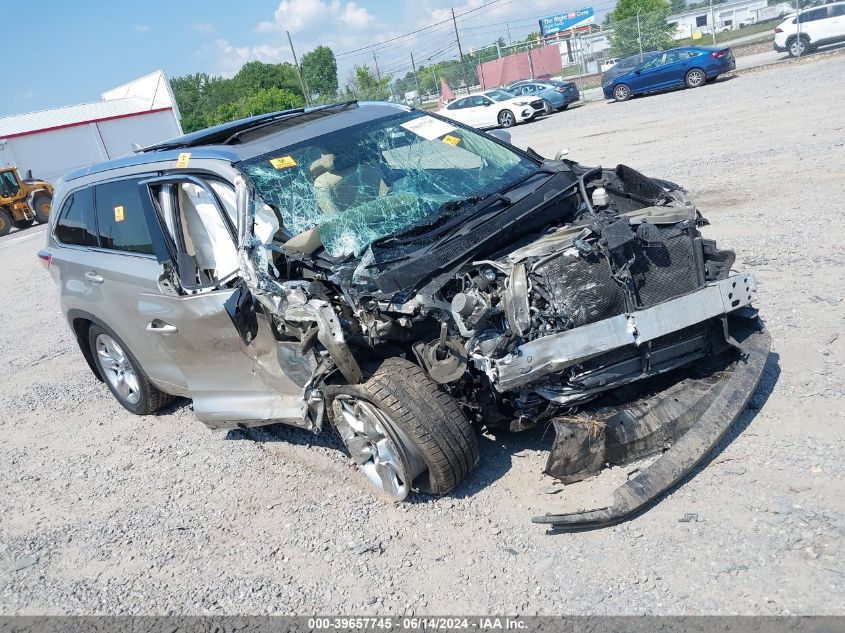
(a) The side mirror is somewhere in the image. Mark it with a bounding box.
[634,68,642,74]
[555,148,570,160]
[487,129,512,144]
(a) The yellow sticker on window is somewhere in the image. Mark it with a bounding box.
[176,152,191,168]
[442,134,461,146]
[270,156,297,169]
[114,205,125,222]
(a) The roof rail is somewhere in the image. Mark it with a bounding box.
[140,101,359,152]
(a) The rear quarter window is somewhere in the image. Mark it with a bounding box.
[54,188,97,247]
[93,179,155,255]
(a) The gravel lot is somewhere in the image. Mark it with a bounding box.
[1,55,843,616]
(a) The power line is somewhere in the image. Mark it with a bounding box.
[335,0,510,59]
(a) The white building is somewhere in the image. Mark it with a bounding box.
[0,70,182,183]
[668,0,791,39]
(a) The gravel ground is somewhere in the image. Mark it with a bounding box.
[1,56,843,616]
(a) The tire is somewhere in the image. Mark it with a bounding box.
[88,324,170,415]
[497,110,515,128]
[12,217,34,230]
[557,102,570,111]
[31,192,52,224]
[328,357,479,500]
[684,68,706,89]
[613,84,632,102]
[0,209,11,237]
[540,99,553,115]
[787,35,809,58]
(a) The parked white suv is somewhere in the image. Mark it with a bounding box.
[773,1,845,57]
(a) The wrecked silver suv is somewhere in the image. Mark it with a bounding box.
[42,102,769,530]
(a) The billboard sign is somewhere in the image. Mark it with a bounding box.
[539,7,595,36]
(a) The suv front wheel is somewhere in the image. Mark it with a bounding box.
[328,357,479,500]
[88,324,170,415]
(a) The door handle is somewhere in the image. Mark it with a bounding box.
[146,321,178,334]
[84,270,104,284]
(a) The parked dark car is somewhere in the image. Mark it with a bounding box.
[602,46,736,102]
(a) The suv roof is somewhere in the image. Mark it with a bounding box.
[64,101,410,183]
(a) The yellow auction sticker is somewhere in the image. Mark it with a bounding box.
[442,134,461,146]
[114,205,125,222]
[176,152,191,168]
[270,156,297,169]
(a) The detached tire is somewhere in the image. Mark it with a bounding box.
[88,324,170,415]
[32,192,52,224]
[329,357,479,499]
[0,209,11,237]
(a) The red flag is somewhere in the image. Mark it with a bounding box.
[438,78,455,108]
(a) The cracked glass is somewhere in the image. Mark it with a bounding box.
[237,111,538,259]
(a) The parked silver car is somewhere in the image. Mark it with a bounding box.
[40,102,769,529]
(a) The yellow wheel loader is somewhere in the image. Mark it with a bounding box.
[0,167,53,237]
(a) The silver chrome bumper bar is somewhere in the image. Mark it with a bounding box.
[490,273,758,392]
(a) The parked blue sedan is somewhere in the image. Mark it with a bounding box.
[602,46,736,102]
[506,80,580,113]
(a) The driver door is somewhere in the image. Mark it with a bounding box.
[629,55,666,92]
[136,174,310,430]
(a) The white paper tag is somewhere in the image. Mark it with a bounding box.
[400,116,456,141]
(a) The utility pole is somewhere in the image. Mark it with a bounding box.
[636,11,644,62]
[287,31,311,105]
[451,8,471,92]
[373,51,381,81]
[507,23,512,45]
[410,52,421,102]
[709,0,717,46]
[285,31,311,105]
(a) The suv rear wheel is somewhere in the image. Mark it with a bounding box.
[88,324,170,415]
[788,34,809,58]
[329,357,479,500]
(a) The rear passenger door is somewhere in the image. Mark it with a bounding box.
[50,178,187,392]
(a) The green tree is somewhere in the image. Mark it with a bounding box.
[171,61,306,133]
[669,0,687,12]
[608,0,676,57]
[232,61,303,95]
[347,64,392,100]
[301,45,338,100]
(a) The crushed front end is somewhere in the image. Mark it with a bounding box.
[234,106,769,528]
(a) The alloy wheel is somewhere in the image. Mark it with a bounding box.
[687,69,704,87]
[96,334,141,405]
[332,395,425,501]
[789,39,806,57]
[498,111,514,127]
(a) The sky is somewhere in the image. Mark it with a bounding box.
[3,0,611,117]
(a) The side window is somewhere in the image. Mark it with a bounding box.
[831,4,845,17]
[55,188,97,247]
[151,180,238,285]
[524,85,537,94]
[94,179,155,255]
[798,7,828,22]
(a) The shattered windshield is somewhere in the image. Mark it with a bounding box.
[237,110,538,258]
